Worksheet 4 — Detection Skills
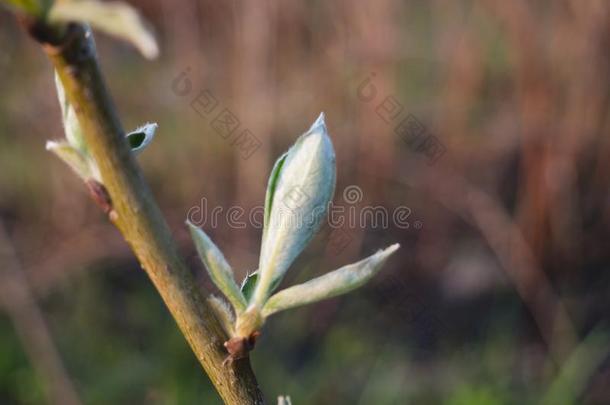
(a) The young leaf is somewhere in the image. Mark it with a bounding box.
[262,244,400,317]
[240,270,282,303]
[51,75,103,182]
[48,0,159,59]
[207,295,236,337]
[263,152,287,230]
[45,140,92,180]
[187,221,247,313]
[55,71,87,153]
[234,305,264,338]
[253,113,336,306]
[126,122,157,154]
[240,271,258,303]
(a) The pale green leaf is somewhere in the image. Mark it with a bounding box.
[207,295,235,337]
[262,244,399,317]
[253,112,336,306]
[55,71,87,153]
[49,0,159,59]
[187,221,246,313]
[127,122,157,154]
[45,140,92,180]
[53,71,103,182]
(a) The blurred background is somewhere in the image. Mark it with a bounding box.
[1,0,610,404]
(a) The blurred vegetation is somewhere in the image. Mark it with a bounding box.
[1,0,610,404]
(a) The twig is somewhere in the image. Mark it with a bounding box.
[24,21,264,404]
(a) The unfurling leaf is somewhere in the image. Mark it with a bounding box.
[263,152,287,230]
[240,271,259,303]
[240,271,282,303]
[55,71,86,153]
[45,141,91,180]
[252,113,336,306]
[50,71,102,182]
[49,0,159,59]
[127,122,157,154]
[187,221,247,313]
[207,295,235,337]
[262,244,400,317]
[186,113,398,349]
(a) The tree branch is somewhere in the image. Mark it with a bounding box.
[28,21,264,405]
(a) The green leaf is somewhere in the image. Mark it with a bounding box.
[45,140,92,180]
[240,270,282,303]
[262,244,399,317]
[48,0,159,59]
[126,122,157,154]
[187,221,246,313]
[253,113,336,306]
[263,153,287,230]
[240,272,259,303]
[127,132,145,149]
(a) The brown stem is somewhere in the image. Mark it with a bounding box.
[27,22,264,404]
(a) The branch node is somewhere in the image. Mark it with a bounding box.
[86,179,113,214]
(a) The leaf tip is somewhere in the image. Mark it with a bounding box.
[385,243,400,254]
[141,38,160,60]
[374,243,400,265]
[45,140,58,151]
[185,220,203,237]
[309,111,327,134]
